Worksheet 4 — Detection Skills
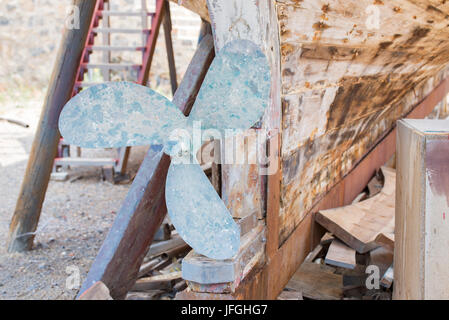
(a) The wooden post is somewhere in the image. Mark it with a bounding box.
[395,119,449,299]
[7,0,97,252]
[162,0,178,95]
[77,33,215,299]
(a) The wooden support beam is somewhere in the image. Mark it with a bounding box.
[7,0,97,252]
[394,119,449,300]
[163,0,178,95]
[77,33,215,300]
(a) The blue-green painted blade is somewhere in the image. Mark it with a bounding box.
[188,39,271,133]
[165,160,240,260]
[58,82,187,148]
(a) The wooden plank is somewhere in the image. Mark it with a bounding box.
[394,119,449,300]
[77,34,215,300]
[374,233,394,252]
[287,262,342,300]
[182,224,265,288]
[7,0,97,252]
[133,271,182,291]
[320,232,335,246]
[381,266,394,289]
[324,239,356,270]
[316,167,396,253]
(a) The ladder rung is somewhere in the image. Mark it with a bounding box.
[100,10,154,17]
[93,28,151,34]
[54,157,117,167]
[88,45,145,51]
[82,63,141,70]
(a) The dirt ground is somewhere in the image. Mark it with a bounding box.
[0,93,149,299]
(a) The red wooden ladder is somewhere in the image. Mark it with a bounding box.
[52,0,177,181]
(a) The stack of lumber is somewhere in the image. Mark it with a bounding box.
[278,167,395,300]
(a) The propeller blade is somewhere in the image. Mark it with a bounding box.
[165,160,240,260]
[59,82,187,148]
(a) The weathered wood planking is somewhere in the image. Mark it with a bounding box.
[316,167,396,253]
[77,33,215,300]
[277,0,449,244]
[394,119,449,300]
[171,0,449,247]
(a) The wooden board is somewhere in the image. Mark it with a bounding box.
[324,239,356,270]
[394,119,449,300]
[316,167,396,253]
[183,224,265,292]
[286,262,342,300]
[374,232,394,252]
[133,272,182,291]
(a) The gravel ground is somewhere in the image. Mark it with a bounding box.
[0,95,148,299]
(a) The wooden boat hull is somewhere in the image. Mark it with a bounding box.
[175,0,449,298]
